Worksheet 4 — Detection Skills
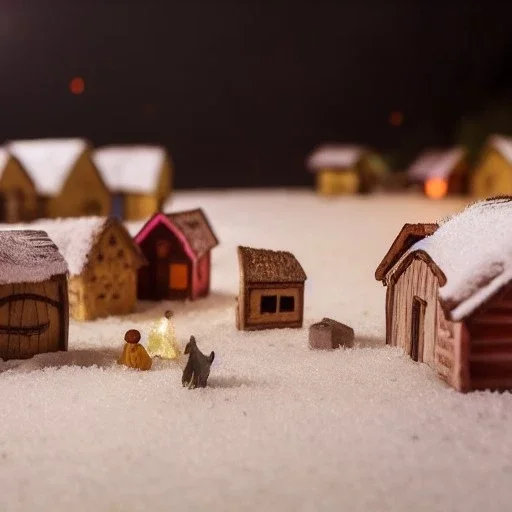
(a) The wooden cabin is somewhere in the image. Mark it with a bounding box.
[306,144,387,195]
[134,209,218,301]
[375,197,512,392]
[0,230,68,360]
[6,138,111,218]
[33,217,147,321]
[471,134,512,198]
[407,147,468,199]
[236,246,307,330]
[93,145,173,220]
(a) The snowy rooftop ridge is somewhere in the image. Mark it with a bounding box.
[489,134,512,164]
[306,144,367,171]
[407,147,465,181]
[6,138,88,196]
[411,196,512,320]
[0,147,10,171]
[93,145,168,194]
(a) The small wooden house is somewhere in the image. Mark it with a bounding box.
[0,230,68,360]
[471,135,512,198]
[134,209,218,301]
[407,147,468,199]
[34,217,147,321]
[6,138,111,218]
[237,246,307,330]
[306,144,387,195]
[93,145,173,220]
[375,197,512,392]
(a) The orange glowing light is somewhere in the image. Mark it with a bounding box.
[69,77,85,95]
[389,111,404,126]
[425,178,448,199]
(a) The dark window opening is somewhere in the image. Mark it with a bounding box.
[109,235,117,246]
[97,293,106,300]
[260,295,277,314]
[117,249,125,258]
[279,296,295,312]
[156,239,171,259]
[113,293,120,300]
[97,253,104,262]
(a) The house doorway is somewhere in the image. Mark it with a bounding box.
[410,296,426,362]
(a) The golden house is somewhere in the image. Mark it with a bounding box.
[306,144,387,195]
[93,145,173,220]
[0,148,39,222]
[471,134,512,198]
[407,147,468,199]
[33,217,147,321]
[237,246,307,330]
[6,138,111,218]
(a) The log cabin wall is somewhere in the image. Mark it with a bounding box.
[465,285,512,391]
[388,257,439,367]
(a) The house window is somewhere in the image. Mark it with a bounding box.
[156,239,171,258]
[260,295,277,314]
[169,263,188,290]
[279,296,295,312]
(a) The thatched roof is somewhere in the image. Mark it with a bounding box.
[238,246,306,284]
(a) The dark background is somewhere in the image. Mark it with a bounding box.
[1,1,512,188]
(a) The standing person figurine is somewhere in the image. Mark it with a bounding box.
[118,329,152,371]
[147,310,181,360]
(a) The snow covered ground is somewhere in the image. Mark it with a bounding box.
[1,190,511,512]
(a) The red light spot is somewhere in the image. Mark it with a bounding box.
[69,77,85,95]
[389,111,404,127]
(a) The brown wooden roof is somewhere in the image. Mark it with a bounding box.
[375,223,438,282]
[238,246,307,284]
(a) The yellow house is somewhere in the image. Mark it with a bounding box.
[306,144,387,195]
[471,134,512,198]
[0,148,39,221]
[6,138,111,218]
[93,145,173,220]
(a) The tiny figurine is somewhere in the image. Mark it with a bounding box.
[147,310,181,359]
[93,145,173,220]
[407,146,467,199]
[0,230,69,361]
[182,336,214,389]
[118,329,152,371]
[134,209,219,301]
[33,216,147,321]
[309,318,354,350]
[306,143,388,195]
[375,197,512,392]
[471,134,512,198]
[236,246,307,330]
[6,138,111,218]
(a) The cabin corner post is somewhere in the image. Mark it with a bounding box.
[385,281,395,345]
[59,276,69,351]
[457,322,471,392]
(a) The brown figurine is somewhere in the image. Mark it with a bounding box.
[118,329,152,370]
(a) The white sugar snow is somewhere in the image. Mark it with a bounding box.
[2,191,512,512]
[306,144,365,170]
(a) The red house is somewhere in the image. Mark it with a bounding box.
[134,209,218,300]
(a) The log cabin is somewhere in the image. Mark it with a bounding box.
[93,145,173,220]
[134,209,218,301]
[237,246,307,330]
[0,230,68,360]
[306,144,387,195]
[375,196,512,392]
[407,146,468,199]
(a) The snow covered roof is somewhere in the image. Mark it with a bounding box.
[488,134,512,164]
[306,144,367,172]
[6,138,89,196]
[238,246,307,283]
[407,147,465,181]
[31,217,146,277]
[411,197,512,321]
[92,145,169,194]
[0,148,10,171]
[0,230,67,285]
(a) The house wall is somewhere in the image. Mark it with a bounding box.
[447,159,468,194]
[0,157,39,221]
[0,276,67,360]
[471,148,512,199]
[192,252,211,299]
[241,282,303,330]
[47,151,111,218]
[316,169,359,195]
[69,223,139,321]
[465,284,512,391]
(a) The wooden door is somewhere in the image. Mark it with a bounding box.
[411,296,426,362]
[169,262,189,299]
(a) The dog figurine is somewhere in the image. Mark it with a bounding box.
[182,336,215,389]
